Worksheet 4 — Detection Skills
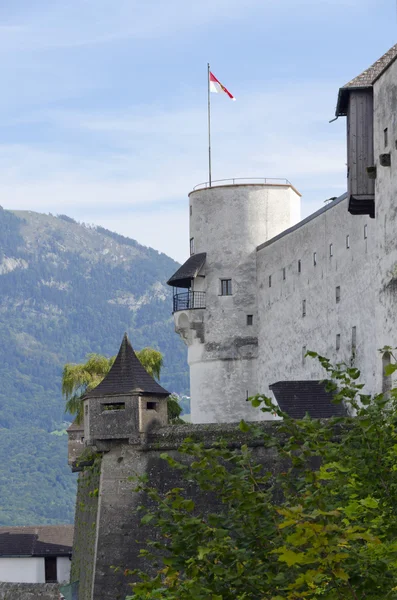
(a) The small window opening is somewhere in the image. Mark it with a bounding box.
[302,299,306,317]
[247,314,253,326]
[336,286,341,304]
[384,127,388,147]
[364,224,368,239]
[220,279,232,296]
[346,234,350,249]
[329,243,333,257]
[102,402,125,411]
[313,252,317,266]
[190,205,192,216]
[282,267,286,281]
[298,259,301,273]
[352,326,357,350]
[268,275,272,288]
[146,402,158,410]
[336,334,341,351]
[302,346,307,366]
[85,405,88,416]
[190,237,195,255]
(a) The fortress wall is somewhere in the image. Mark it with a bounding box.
[71,423,286,600]
[256,195,378,396]
[373,59,397,390]
[0,583,59,599]
[70,464,100,600]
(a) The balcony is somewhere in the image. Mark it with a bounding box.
[173,291,206,313]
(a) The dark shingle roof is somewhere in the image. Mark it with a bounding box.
[0,525,73,557]
[336,43,397,116]
[167,253,206,288]
[84,334,169,398]
[270,381,347,419]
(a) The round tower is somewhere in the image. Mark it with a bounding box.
[168,179,301,424]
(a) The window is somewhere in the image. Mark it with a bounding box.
[329,243,333,257]
[247,315,253,326]
[346,234,350,249]
[336,286,341,303]
[268,275,272,288]
[220,279,232,296]
[313,252,317,266]
[298,259,301,273]
[302,346,307,366]
[102,402,125,411]
[384,127,388,147]
[364,224,368,239]
[146,402,158,410]
[282,267,286,281]
[190,205,192,216]
[352,326,357,350]
[85,405,88,415]
[302,299,306,317]
[336,334,341,351]
[190,237,195,255]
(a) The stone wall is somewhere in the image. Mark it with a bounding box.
[72,422,287,600]
[0,583,59,599]
[70,459,100,600]
[256,194,377,397]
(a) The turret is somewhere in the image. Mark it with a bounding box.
[83,334,169,446]
[167,178,301,424]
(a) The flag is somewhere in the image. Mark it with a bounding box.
[209,71,236,100]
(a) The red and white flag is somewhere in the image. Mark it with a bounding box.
[209,71,236,100]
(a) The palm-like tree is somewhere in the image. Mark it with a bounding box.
[62,347,182,424]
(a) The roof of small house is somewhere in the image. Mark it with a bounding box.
[84,333,169,398]
[167,253,206,288]
[66,421,83,432]
[0,525,73,557]
[336,43,397,116]
[270,380,347,419]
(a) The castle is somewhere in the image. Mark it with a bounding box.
[167,43,397,423]
[68,43,397,599]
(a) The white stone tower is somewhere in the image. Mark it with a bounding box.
[167,179,301,424]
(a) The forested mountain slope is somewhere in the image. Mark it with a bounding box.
[0,207,188,524]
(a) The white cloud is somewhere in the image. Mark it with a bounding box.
[0,84,347,261]
[0,0,371,52]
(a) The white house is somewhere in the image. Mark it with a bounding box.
[0,525,73,584]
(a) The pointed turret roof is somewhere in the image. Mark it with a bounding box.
[84,334,169,398]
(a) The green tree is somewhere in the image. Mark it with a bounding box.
[63,347,182,424]
[126,352,397,600]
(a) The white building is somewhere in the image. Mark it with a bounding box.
[167,44,397,424]
[0,525,73,584]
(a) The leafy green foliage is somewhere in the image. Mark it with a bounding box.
[0,207,188,524]
[126,354,397,599]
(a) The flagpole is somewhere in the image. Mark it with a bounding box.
[207,62,212,187]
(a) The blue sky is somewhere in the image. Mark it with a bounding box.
[0,0,396,261]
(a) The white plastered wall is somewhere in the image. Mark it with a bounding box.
[256,196,376,398]
[0,557,44,583]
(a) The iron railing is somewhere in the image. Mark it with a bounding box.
[173,291,206,312]
[192,177,291,191]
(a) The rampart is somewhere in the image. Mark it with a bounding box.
[0,583,59,599]
[71,422,287,600]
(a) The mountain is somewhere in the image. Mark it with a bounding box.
[0,206,188,525]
